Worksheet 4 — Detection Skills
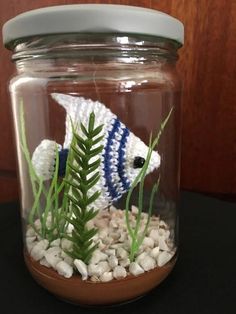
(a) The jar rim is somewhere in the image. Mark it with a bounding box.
[2,4,184,49]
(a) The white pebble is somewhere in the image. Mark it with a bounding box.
[66,223,74,234]
[158,236,170,251]
[105,249,116,256]
[157,251,173,267]
[74,259,88,281]
[26,241,36,253]
[90,275,100,282]
[44,247,62,268]
[119,258,130,268]
[164,229,171,240]
[141,212,148,219]
[88,264,103,277]
[61,238,73,251]
[118,232,127,242]
[129,262,144,276]
[110,231,121,241]
[131,205,139,215]
[98,239,107,250]
[26,236,36,244]
[117,247,128,259]
[149,229,159,243]
[34,219,41,231]
[50,239,60,247]
[113,266,127,279]
[98,229,108,240]
[40,257,50,268]
[110,243,123,249]
[26,227,36,237]
[108,255,118,268]
[90,249,107,264]
[56,261,73,278]
[135,252,148,263]
[109,220,118,228]
[150,247,160,259]
[99,261,111,273]
[100,272,113,282]
[142,237,155,248]
[31,239,49,261]
[86,220,94,230]
[159,220,168,228]
[139,256,156,271]
[95,219,109,229]
[109,205,118,212]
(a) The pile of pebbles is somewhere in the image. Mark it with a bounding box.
[26,205,176,282]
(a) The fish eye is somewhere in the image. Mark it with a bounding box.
[133,156,145,169]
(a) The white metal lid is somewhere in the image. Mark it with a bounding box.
[2,4,184,48]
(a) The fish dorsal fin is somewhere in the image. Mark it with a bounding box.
[51,93,116,149]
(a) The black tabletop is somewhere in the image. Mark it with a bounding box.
[0,191,235,314]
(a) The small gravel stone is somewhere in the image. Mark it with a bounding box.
[113,266,127,279]
[40,257,50,268]
[142,237,155,248]
[139,256,156,271]
[108,255,118,268]
[105,249,116,256]
[26,227,36,237]
[56,261,73,278]
[129,262,144,276]
[26,241,36,253]
[131,205,139,215]
[150,246,160,259]
[158,236,169,251]
[74,259,88,281]
[119,258,130,268]
[100,272,113,282]
[31,239,49,261]
[50,239,60,247]
[61,238,72,251]
[117,247,128,259]
[88,264,103,277]
[44,247,62,268]
[135,252,148,264]
[90,249,108,264]
[149,229,159,243]
[157,251,173,267]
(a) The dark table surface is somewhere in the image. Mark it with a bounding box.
[0,191,235,314]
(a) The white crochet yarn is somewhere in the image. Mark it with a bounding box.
[32,140,61,180]
[32,94,161,210]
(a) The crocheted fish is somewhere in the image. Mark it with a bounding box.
[32,93,161,209]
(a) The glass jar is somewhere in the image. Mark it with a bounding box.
[3,4,184,306]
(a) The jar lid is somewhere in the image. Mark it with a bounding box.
[2,4,184,48]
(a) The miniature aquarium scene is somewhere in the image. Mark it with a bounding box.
[3,4,184,306]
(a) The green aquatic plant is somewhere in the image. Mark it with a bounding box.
[19,103,66,242]
[125,108,173,262]
[63,112,104,263]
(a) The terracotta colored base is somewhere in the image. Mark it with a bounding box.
[24,252,176,306]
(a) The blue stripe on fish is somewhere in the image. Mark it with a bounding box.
[58,148,69,176]
[103,118,121,200]
[118,127,131,191]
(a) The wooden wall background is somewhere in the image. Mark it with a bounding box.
[0,0,235,202]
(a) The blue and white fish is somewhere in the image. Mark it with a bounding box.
[32,93,160,209]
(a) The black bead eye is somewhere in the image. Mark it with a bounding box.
[133,156,145,169]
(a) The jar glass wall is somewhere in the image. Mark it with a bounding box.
[8,31,182,305]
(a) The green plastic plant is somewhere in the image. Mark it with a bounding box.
[125,108,173,262]
[19,103,66,242]
[63,112,104,263]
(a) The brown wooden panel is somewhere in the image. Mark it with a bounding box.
[0,175,19,202]
[0,0,235,202]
